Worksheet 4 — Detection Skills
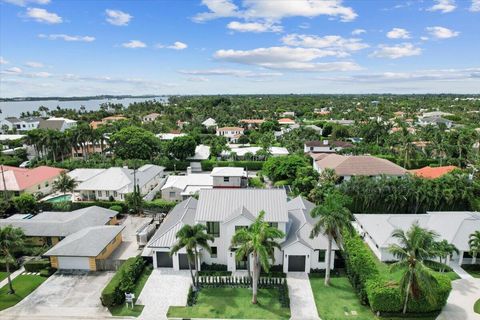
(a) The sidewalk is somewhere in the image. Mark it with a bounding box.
[450,263,473,279]
[0,266,25,289]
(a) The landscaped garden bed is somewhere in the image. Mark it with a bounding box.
[461,264,480,278]
[0,274,47,311]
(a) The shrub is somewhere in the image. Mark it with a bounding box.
[201,160,264,171]
[200,263,227,271]
[0,258,19,272]
[100,257,146,307]
[248,177,264,188]
[109,205,123,213]
[24,259,51,272]
[273,180,290,187]
[39,267,56,277]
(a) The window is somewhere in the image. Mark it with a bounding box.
[97,190,102,197]
[223,177,230,182]
[268,222,278,229]
[206,222,220,237]
[235,225,248,231]
[169,191,176,198]
[114,191,118,197]
[318,250,326,262]
[105,191,110,197]
[211,247,217,258]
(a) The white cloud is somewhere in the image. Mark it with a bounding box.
[38,33,95,42]
[426,26,459,39]
[227,21,282,33]
[386,28,410,39]
[168,41,188,50]
[105,9,132,26]
[25,7,62,24]
[179,68,282,78]
[194,0,357,23]
[24,61,43,68]
[352,28,366,35]
[2,0,49,6]
[186,76,210,82]
[428,0,456,13]
[214,46,362,72]
[471,0,480,11]
[2,67,23,74]
[371,43,422,59]
[0,57,8,65]
[281,34,369,54]
[121,40,147,48]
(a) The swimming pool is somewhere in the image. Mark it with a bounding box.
[45,194,72,203]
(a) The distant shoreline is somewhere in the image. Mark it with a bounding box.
[0,95,160,102]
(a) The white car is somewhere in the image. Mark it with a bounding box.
[19,161,31,168]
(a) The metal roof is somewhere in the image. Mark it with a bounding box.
[210,167,245,177]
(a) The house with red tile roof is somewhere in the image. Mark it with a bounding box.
[277,118,296,125]
[409,166,458,179]
[0,165,65,196]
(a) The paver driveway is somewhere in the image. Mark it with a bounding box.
[437,278,480,320]
[287,272,320,320]
[0,271,114,320]
[136,268,191,320]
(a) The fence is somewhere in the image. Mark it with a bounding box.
[96,259,125,271]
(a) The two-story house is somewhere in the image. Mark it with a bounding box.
[304,140,353,153]
[1,117,41,132]
[39,117,77,132]
[144,189,337,273]
[216,127,244,143]
[211,167,247,188]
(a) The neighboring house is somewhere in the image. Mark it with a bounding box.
[39,117,77,132]
[354,212,480,265]
[409,165,457,179]
[75,164,165,201]
[156,132,186,140]
[187,144,211,161]
[239,119,265,129]
[304,124,323,135]
[326,119,355,126]
[0,206,118,246]
[202,118,217,129]
[161,173,213,201]
[222,146,289,159]
[90,115,127,129]
[45,225,124,271]
[1,117,41,132]
[142,113,162,123]
[144,190,336,273]
[67,168,106,183]
[281,111,295,117]
[422,111,453,118]
[177,120,189,129]
[0,165,64,196]
[211,167,247,188]
[418,116,453,129]
[313,154,407,180]
[216,127,245,143]
[304,140,353,153]
[278,118,296,125]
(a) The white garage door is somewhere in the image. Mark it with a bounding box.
[57,256,91,270]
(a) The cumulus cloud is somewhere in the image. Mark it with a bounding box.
[2,67,23,74]
[352,29,366,35]
[24,61,43,68]
[25,7,62,24]
[428,0,456,13]
[386,28,410,39]
[0,56,8,65]
[179,68,283,78]
[426,26,459,39]
[281,34,369,54]
[371,43,422,59]
[2,0,49,6]
[214,46,361,72]
[105,9,132,26]
[121,40,147,48]
[194,0,357,23]
[471,0,480,11]
[156,41,188,50]
[38,33,95,42]
[227,21,282,33]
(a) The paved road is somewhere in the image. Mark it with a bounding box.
[287,272,320,320]
[136,268,191,320]
[437,278,480,320]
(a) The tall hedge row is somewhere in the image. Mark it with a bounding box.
[200,160,264,171]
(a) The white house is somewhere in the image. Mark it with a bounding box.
[1,117,41,132]
[216,127,244,143]
[202,118,217,129]
[156,133,186,140]
[39,117,77,132]
[211,167,247,188]
[161,173,213,201]
[142,113,162,123]
[75,164,165,201]
[417,116,453,129]
[304,140,353,153]
[354,212,480,265]
[222,146,289,159]
[144,189,337,273]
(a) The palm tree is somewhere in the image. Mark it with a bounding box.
[231,211,284,304]
[52,172,77,196]
[310,190,352,286]
[0,226,25,294]
[170,224,213,290]
[388,223,439,314]
[469,231,480,264]
[433,240,458,271]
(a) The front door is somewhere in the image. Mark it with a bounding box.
[236,256,248,270]
[156,252,173,268]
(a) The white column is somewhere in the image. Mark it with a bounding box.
[458,251,464,266]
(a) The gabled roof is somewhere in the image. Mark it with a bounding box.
[0,165,64,191]
[44,225,124,257]
[210,167,245,177]
[315,155,406,177]
[217,126,244,131]
[5,117,41,124]
[67,168,106,183]
[409,166,457,179]
[202,118,217,126]
[224,206,256,224]
[0,206,117,237]
[196,189,289,222]
[161,174,213,192]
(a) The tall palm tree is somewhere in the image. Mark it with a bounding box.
[433,240,458,271]
[231,211,284,304]
[170,224,213,290]
[310,190,352,286]
[52,172,77,196]
[388,223,439,314]
[0,226,25,294]
[469,231,480,264]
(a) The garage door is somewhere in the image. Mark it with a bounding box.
[156,252,173,268]
[58,256,91,270]
[179,254,195,270]
[288,255,306,272]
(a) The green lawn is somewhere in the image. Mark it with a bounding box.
[0,272,8,282]
[167,287,290,319]
[474,299,480,314]
[0,275,47,311]
[108,266,152,317]
[461,265,480,278]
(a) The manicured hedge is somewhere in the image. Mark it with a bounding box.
[100,257,146,307]
[0,259,19,272]
[201,160,264,171]
[24,259,50,273]
[143,199,177,212]
[40,199,176,214]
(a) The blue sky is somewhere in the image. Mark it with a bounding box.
[1,0,479,97]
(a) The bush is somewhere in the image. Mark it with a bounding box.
[273,180,289,187]
[143,199,177,212]
[109,205,123,213]
[201,160,264,171]
[24,259,51,272]
[100,257,146,307]
[248,177,264,188]
[40,267,56,277]
[0,258,19,272]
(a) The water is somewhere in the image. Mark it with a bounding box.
[45,194,72,203]
[0,96,168,119]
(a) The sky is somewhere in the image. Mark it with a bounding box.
[0,0,479,97]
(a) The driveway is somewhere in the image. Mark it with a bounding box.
[437,278,480,320]
[136,268,191,320]
[0,271,114,320]
[287,272,320,320]
[110,215,153,260]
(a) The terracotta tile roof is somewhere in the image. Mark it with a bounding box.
[278,118,296,124]
[239,119,265,124]
[217,127,244,131]
[0,165,65,191]
[409,166,457,179]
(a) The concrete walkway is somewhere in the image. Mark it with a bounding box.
[450,263,474,279]
[287,272,320,320]
[0,266,24,289]
[437,278,480,320]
